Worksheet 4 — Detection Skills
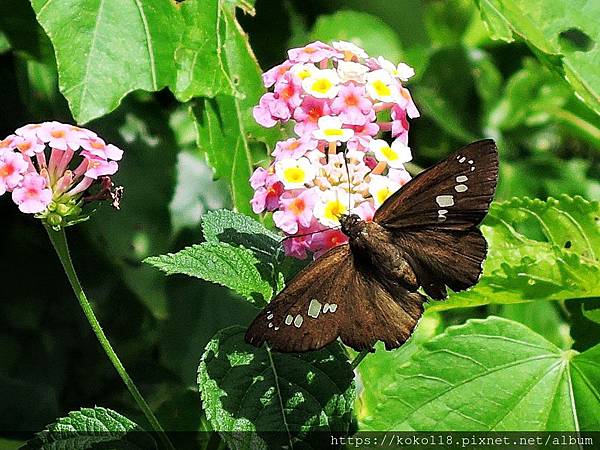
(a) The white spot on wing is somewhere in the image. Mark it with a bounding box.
[455,184,468,193]
[459,156,466,163]
[468,159,473,164]
[470,166,475,172]
[456,175,468,183]
[285,315,293,325]
[268,322,273,328]
[436,195,454,207]
[307,299,322,318]
[267,313,274,320]
[293,314,303,328]
[329,304,338,313]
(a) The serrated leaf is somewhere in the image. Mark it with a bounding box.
[198,326,355,450]
[202,209,280,246]
[476,0,600,115]
[145,242,272,305]
[431,195,600,311]
[359,317,600,431]
[202,209,293,293]
[25,407,156,449]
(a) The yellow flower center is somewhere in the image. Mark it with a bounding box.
[324,128,344,137]
[283,167,305,184]
[324,200,347,221]
[381,146,398,161]
[372,80,391,98]
[311,78,333,94]
[51,130,65,139]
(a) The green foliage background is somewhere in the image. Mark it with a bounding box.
[0,0,599,447]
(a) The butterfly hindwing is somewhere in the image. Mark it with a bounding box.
[374,139,498,230]
[394,227,487,299]
[244,244,426,352]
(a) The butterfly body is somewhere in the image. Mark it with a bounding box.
[342,215,419,291]
[246,140,499,352]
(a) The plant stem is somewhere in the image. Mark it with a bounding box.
[45,225,174,450]
[350,349,370,370]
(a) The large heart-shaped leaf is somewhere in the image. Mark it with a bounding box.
[198,326,355,450]
[359,316,600,431]
[30,0,240,123]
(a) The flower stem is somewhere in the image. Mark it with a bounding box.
[350,349,370,370]
[45,225,174,450]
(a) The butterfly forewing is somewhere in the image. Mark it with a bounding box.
[375,139,498,230]
[245,244,426,352]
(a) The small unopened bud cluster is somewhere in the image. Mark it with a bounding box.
[0,121,123,229]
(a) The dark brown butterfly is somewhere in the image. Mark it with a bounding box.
[245,139,498,352]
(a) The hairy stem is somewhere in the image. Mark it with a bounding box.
[45,225,174,450]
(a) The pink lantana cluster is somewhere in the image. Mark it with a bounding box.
[250,41,419,259]
[0,121,123,228]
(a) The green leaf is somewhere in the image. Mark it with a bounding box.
[202,209,280,245]
[486,58,600,149]
[26,407,156,449]
[359,317,600,431]
[173,0,235,102]
[29,0,247,123]
[198,326,355,449]
[476,0,600,115]
[191,5,281,216]
[202,209,285,295]
[432,195,600,310]
[309,10,403,62]
[30,0,182,123]
[496,301,571,349]
[357,312,441,425]
[145,242,272,305]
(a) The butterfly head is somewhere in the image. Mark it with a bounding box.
[339,213,365,238]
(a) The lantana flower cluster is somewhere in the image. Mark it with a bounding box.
[251,41,419,259]
[0,121,123,228]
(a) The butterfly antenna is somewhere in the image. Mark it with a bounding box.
[280,226,341,243]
